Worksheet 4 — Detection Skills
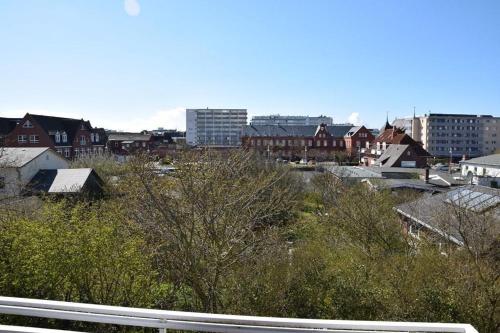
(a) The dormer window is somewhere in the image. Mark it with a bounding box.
[62,132,68,143]
[22,120,33,128]
[95,133,99,142]
[55,131,61,143]
[90,133,95,142]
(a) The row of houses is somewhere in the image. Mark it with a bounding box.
[0,114,186,159]
[241,119,432,167]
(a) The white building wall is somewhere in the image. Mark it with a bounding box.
[0,149,69,197]
[186,110,197,146]
[185,109,247,147]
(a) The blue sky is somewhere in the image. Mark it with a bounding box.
[1,0,499,131]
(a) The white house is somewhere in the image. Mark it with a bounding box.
[0,147,69,197]
[460,154,500,188]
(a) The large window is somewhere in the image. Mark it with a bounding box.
[17,135,27,143]
[30,135,39,143]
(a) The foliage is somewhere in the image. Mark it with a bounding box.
[0,151,497,333]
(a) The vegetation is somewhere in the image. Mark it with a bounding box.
[0,150,498,333]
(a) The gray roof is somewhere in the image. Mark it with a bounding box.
[27,168,98,193]
[363,178,447,193]
[326,166,384,179]
[345,126,361,136]
[242,125,352,138]
[0,147,50,167]
[376,144,409,167]
[108,133,152,141]
[395,185,500,245]
[460,154,500,167]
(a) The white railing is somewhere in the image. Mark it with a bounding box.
[0,296,478,333]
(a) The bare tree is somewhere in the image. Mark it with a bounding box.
[123,150,302,312]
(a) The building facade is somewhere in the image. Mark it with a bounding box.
[0,147,69,197]
[106,133,154,155]
[241,124,352,160]
[186,108,247,147]
[5,114,107,159]
[0,117,20,146]
[393,113,500,158]
[343,126,375,156]
[362,121,431,167]
[250,115,333,126]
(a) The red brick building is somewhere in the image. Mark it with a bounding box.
[241,124,353,160]
[5,114,107,159]
[343,126,375,156]
[362,120,431,167]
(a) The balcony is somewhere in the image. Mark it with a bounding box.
[0,296,478,333]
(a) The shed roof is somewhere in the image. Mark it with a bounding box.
[460,154,500,167]
[395,185,500,246]
[27,168,100,193]
[108,133,152,141]
[0,147,50,168]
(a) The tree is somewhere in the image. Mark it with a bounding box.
[123,150,302,312]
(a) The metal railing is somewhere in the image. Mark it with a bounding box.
[0,296,478,333]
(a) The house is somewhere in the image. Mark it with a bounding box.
[5,114,107,159]
[460,154,500,188]
[107,132,153,155]
[241,124,352,160]
[343,125,375,156]
[374,144,431,168]
[0,147,69,197]
[0,117,20,146]
[362,119,430,166]
[395,185,500,247]
[26,168,104,196]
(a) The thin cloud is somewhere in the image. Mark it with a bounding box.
[124,0,141,16]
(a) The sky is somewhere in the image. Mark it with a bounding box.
[1,0,499,131]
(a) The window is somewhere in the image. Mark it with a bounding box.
[80,135,86,145]
[95,133,99,142]
[22,120,33,128]
[17,135,27,143]
[90,133,95,142]
[29,135,39,143]
[62,132,67,143]
[56,149,63,155]
[64,149,71,158]
[55,132,61,143]
[323,140,327,147]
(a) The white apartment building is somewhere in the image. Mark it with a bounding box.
[250,115,333,126]
[186,108,247,147]
[393,113,500,158]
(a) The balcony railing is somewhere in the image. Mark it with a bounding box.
[0,296,478,333]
